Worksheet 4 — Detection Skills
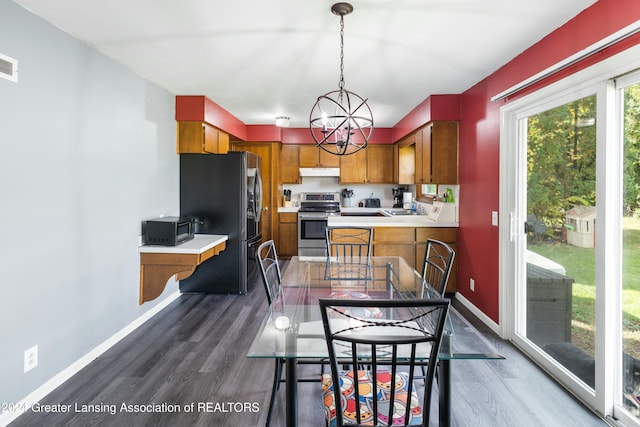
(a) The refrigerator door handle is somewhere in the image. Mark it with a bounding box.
[254,166,263,223]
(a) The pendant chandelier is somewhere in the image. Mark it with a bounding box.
[309,2,373,156]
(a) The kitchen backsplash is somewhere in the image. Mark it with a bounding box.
[282,178,460,211]
[282,178,401,207]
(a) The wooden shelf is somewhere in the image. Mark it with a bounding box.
[138,234,228,304]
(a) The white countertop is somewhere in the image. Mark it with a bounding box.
[139,234,228,254]
[279,207,299,213]
[278,206,398,213]
[328,215,458,228]
[278,206,457,227]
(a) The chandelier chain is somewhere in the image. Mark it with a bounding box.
[339,15,345,90]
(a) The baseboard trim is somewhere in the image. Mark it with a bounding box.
[454,293,503,337]
[0,291,180,427]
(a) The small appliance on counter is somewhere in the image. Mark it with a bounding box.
[364,197,380,208]
[392,187,408,208]
[143,216,194,246]
[403,192,413,210]
[363,192,380,208]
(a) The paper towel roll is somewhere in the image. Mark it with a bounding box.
[403,192,412,209]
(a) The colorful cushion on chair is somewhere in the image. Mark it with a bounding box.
[328,291,383,319]
[322,370,423,426]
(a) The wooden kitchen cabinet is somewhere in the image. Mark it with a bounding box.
[397,134,416,185]
[280,144,300,184]
[176,121,229,154]
[416,121,458,185]
[372,227,416,269]
[367,145,395,183]
[370,225,458,293]
[339,148,367,183]
[299,145,340,168]
[339,145,395,184]
[415,227,458,293]
[278,212,298,258]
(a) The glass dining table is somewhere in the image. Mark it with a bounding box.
[247,256,504,427]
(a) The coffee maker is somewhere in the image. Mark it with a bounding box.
[392,187,408,208]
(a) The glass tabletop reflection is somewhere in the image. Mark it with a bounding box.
[247,256,504,361]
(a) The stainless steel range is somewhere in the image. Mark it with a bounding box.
[297,192,340,256]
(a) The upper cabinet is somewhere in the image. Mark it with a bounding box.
[176,121,229,154]
[280,144,301,184]
[299,145,340,168]
[397,134,417,185]
[339,144,395,184]
[415,121,458,185]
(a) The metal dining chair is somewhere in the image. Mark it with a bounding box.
[255,240,284,427]
[255,239,325,427]
[420,239,455,297]
[324,226,373,283]
[319,298,450,426]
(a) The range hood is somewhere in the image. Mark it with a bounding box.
[299,167,340,177]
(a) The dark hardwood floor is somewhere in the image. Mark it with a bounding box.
[10,267,608,427]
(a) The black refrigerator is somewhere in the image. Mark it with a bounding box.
[179,152,263,294]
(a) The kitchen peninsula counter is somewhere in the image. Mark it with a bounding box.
[331,213,459,291]
[278,206,458,227]
[329,214,458,228]
[138,234,228,304]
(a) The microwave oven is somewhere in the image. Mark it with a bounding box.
[143,216,194,246]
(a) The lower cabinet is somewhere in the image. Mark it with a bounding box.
[372,226,458,293]
[278,213,298,258]
[415,228,458,293]
[372,227,416,267]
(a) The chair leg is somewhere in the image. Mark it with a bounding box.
[266,358,283,427]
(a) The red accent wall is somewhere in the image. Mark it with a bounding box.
[175,95,247,140]
[246,125,283,142]
[392,94,460,141]
[456,0,640,322]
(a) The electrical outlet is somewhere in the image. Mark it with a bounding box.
[470,278,475,292]
[24,345,38,373]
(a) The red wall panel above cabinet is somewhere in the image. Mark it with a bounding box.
[175,95,247,141]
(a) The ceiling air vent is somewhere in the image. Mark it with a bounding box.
[0,53,18,82]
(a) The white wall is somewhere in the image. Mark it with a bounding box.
[0,1,178,409]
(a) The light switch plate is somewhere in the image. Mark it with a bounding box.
[492,211,499,226]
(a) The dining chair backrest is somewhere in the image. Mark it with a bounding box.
[325,226,373,260]
[420,239,455,296]
[255,240,282,305]
[319,298,450,427]
[325,227,373,282]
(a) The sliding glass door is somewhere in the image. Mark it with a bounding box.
[620,76,640,423]
[523,94,597,389]
[501,58,640,423]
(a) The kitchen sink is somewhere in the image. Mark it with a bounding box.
[381,209,416,216]
[340,212,384,217]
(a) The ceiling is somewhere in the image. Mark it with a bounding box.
[15,0,598,128]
